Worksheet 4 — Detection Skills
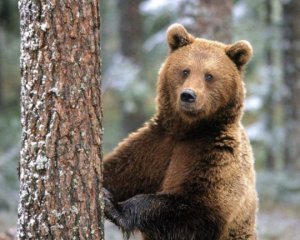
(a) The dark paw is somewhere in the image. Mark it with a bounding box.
[102,188,132,232]
[103,188,117,217]
[103,188,124,225]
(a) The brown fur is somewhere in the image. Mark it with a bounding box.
[104,23,258,240]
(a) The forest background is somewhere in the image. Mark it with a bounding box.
[0,0,300,239]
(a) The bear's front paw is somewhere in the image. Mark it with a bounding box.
[103,188,117,218]
[103,189,125,225]
[103,188,133,232]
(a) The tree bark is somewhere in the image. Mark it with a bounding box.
[264,0,276,170]
[180,0,233,43]
[18,0,104,239]
[282,0,300,171]
[118,0,147,136]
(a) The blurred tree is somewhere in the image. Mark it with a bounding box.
[282,0,300,171]
[0,0,19,109]
[263,0,276,170]
[0,35,3,108]
[0,0,8,109]
[101,0,119,71]
[180,0,233,43]
[118,0,143,63]
[118,0,147,136]
[18,0,103,239]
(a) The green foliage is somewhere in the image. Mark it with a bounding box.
[257,171,300,209]
[0,0,20,225]
[103,90,123,154]
[0,36,20,106]
[0,108,20,212]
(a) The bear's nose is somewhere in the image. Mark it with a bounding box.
[180,89,196,103]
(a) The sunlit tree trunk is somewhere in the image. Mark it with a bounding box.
[264,0,276,170]
[180,0,233,43]
[18,0,104,239]
[282,0,300,171]
[118,0,146,136]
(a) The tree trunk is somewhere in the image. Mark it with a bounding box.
[118,0,143,63]
[180,0,233,43]
[118,0,146,136]
[0,34,3,109]
[17,1,104,239]
[0,3,6,109]
[264,0,276,170]
[282,0,300,171]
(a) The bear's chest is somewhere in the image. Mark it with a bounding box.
[160,141,207,194]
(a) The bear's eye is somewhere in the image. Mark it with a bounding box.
[205,73,214,82]
[182,69,190,78]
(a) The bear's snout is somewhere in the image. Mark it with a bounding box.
[180,89,196,103]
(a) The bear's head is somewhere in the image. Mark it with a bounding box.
[156,24,252,129]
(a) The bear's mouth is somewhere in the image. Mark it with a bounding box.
[179,102,200,115]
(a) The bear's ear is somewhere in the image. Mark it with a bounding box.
[167,23,194,52]
[226,40,253,69]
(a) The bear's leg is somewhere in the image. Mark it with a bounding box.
[103,127,173,203]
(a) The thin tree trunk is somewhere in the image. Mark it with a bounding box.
[264,0,276,170]
[180,0,233,43]
[118,0,146,136]
[18,0,104,239]
[282,0,300,171]
[0,37,3,109]
[118,0,143,63]
[0,6,5,109]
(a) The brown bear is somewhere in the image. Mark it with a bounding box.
[103,23,258,240]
